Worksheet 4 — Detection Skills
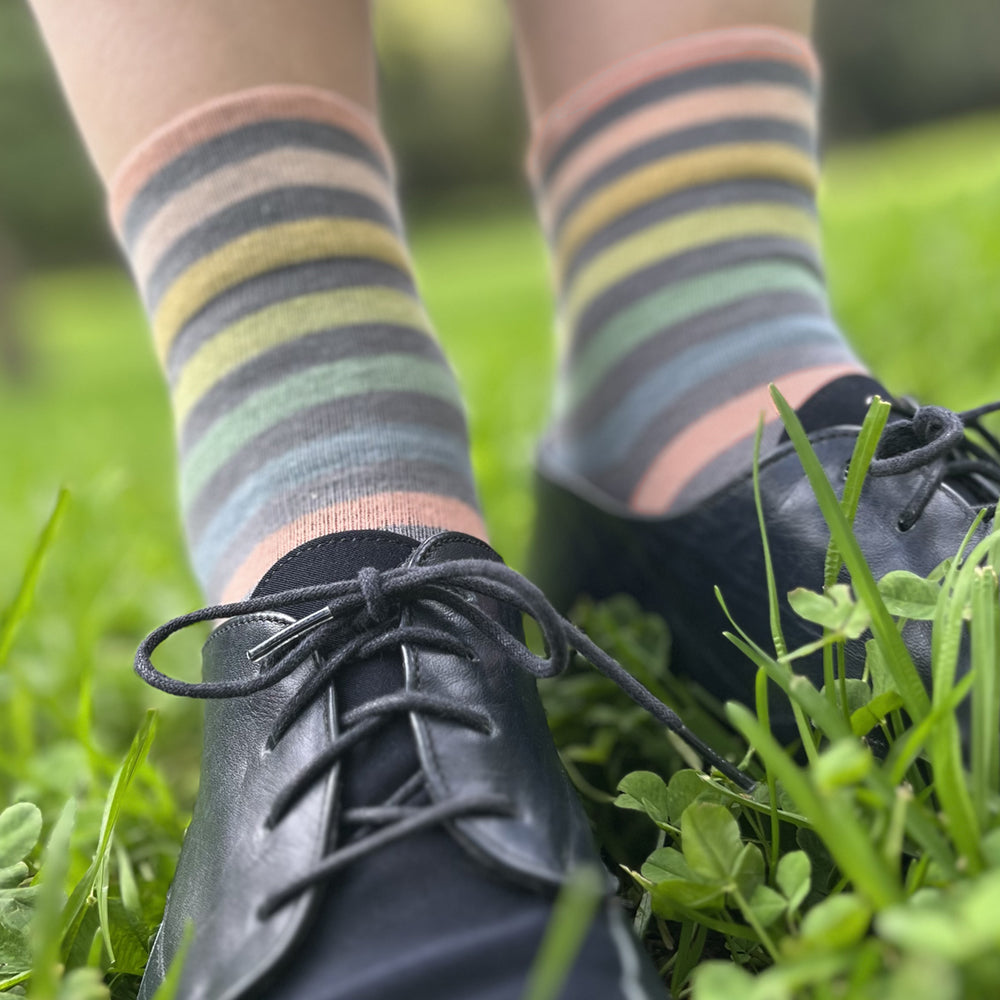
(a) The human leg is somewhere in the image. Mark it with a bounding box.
[27,3,673,996]
[511,0,868,514]
[30,0,487,604]
[28,0,378,183]
[515,1,999,732]
[512,0,813,123]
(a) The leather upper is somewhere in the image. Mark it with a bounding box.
[404,533,598,889]
[532,426,992,735]
[138,613,333,1000]
[139,530,603,999]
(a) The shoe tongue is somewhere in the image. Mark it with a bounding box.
[779,374,888,441]
[250,530,422,814]
[251,529,419,618]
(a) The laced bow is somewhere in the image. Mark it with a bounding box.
[135,558,753,914]
[868,397,1000,531]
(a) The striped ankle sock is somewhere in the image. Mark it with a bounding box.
[529,27,867,514]
[110,86,486,601]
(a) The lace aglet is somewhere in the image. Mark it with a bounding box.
[248,606,333,663]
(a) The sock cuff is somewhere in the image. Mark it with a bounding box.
[108,84,393,238]
[527,25,820,186]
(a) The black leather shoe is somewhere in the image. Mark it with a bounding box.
[530,381,1000,737]
[133,529,725,1000]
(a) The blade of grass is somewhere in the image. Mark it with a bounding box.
[714,586,821,760]
[0,488,70,667]
[0,489,71,767]
[726,702,902,909]
[29,799,76,1000]
[752,417,787,659]
[861,766,958,879]
[886,673,974,787]
[754,667,781,872]
[150,924,194,1000]
[722,626,850,743]
[924,531,1000,870]
[971,567,1000,829]
[814,398,888,721]
[521,865,606,1000]
[824,397,891,588]
[823,642,837,715]
[770,386,930,722]
[61,711,158,960]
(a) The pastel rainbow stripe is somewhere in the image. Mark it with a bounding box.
[112,86,485,598]
[530,28,863,513]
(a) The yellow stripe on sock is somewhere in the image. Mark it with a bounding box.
[565,201,819,330]
[555,142,818,270]
[151,218,412,360]
[172,287,431,424]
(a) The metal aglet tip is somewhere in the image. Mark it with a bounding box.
[247,606,334,663]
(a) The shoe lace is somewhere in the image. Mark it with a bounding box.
[135,558,754,916]
[868,397,1000,531]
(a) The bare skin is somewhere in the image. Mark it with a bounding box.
[26,0,376,183]
[28,0,815,179]
[508,0,815,121]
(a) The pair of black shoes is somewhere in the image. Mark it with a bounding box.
[136,377,1000,999]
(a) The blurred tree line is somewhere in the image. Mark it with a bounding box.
[1,0,999,267]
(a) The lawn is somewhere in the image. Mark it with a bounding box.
[2,112,1000,998]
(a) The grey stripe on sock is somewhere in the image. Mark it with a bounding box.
[571,235,824,353]
[144,186,400,311]
[180,325,449,450]
[565,292,830,432]
[123,119,391,246]
[584,338,855,495]
[551,117,814,239]
[184,393,473,533]
[166,257,418,379]
[562,178,815,284]
[540,59,815,184]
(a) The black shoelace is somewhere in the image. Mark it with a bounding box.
[868,397,1000,531]
[135,558,754,916]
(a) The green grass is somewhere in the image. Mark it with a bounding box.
[2,112,1000,997]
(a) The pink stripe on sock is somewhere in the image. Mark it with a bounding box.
[629,363,865,514]
[109,85,391,236]
[539,84,815,232]
[528,26,819,182]
[218,493,489,602]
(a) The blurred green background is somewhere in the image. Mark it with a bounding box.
[1,0,1000,776]
[5,0,1000,262]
